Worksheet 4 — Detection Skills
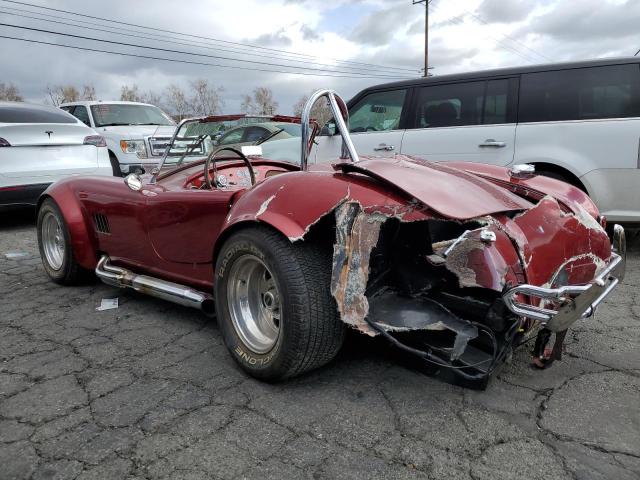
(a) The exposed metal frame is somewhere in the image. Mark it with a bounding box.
[300,89,359,171]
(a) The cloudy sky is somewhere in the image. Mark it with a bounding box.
[0,0,638,114]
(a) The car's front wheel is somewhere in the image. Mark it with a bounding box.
[214,226,345,381]
[37,198,84,284]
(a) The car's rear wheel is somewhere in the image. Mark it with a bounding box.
[37,198,84,284]
[214,226,345,381]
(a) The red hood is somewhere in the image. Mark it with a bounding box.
[333,156,534,220]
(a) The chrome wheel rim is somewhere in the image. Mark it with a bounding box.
[41,212,65,270]
[227,254,281,354]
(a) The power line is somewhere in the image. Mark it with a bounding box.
[457,7,552,62]
[428,0,541,64]
[0,22,410,79]
[0,34,412,80]
[0,0,418,73]
[0,6,419,74]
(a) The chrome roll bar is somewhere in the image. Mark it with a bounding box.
[301,89,359,171]
[151,117,202,184]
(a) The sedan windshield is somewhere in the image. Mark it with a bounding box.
[90,104,175,127]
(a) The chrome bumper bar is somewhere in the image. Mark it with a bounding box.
[503,224,626,332]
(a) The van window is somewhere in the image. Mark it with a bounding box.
[349,89,406,132]
[519,64,640,122]
[415,81,486,128]
[483,79,509,125]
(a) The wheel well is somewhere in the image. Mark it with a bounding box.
[36,193,51,211]
[531,162,587,193]
[213,216,336,266]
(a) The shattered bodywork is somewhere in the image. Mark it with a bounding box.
[222,155,624,386]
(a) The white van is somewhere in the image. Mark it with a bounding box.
[60,101,176,176]
[314,58,640,224]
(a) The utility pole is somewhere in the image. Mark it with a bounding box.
[413,0,429,77]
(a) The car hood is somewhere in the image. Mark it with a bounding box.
[333,156,534,220]
[97,125,175,139]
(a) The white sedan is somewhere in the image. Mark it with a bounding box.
[0,102,112,207]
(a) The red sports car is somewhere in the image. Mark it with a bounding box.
[36,90,626,388]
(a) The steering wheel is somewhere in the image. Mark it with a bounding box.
[204,147,256,190]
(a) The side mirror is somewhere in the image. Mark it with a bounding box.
[124,173,143,191]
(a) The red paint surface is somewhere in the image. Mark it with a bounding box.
[334,156,534,220]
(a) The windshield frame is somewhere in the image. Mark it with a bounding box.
[151,114,307,183]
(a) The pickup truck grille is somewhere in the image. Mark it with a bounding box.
[148,137,171,157]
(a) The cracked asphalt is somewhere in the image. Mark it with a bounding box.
[0,209,638,480]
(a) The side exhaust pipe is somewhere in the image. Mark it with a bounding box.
[95,256,215,316]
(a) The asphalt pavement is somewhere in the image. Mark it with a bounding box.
[1,209,638,480]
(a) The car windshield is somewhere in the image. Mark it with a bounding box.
[161,117,304,168]
[90,104,175,127]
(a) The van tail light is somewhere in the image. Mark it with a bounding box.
[0,137,11,147]
[83,135,107,147]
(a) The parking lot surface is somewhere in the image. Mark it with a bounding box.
[0,209,638,480]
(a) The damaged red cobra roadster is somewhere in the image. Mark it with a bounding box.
[36,90,626,388]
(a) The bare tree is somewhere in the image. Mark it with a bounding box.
[45,85,80,106]
[293,93,332,126]
[0,82,23,101]
[82,85,96,101]
[140,90,162,107]
[188,79,224,116]
[120,84,142,102]
[240,94,255,114]
[254,87,278,115]
[164,84,190,121]
[241,87,278,115]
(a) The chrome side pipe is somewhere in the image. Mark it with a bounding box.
[95,256,215,316]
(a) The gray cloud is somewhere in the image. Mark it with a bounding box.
[476,0,536,24]
[300,24,320,41]
[524,0,640,43]
[251,29,293,47]
[350,3,417,46]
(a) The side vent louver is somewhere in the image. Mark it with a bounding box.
[93,214,110,234]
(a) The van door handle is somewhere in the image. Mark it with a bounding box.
[479,139,506,148]
[374,144,395,151]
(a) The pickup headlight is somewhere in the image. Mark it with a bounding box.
[120,139,148,159]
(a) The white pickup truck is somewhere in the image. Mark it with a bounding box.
[60,101,176,176]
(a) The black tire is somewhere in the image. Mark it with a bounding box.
[108,151,123,177]
[37,198,85,285]
[214,226,345,381]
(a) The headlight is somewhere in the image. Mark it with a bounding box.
[120,139,147,159]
